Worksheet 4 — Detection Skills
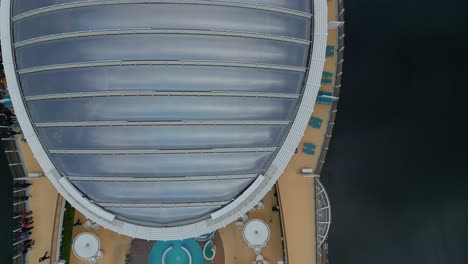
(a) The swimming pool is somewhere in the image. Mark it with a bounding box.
[149,239,204,264]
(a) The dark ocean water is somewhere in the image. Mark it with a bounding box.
[0,0,466,263]
[0,129,13,263]
[321,0,466,264]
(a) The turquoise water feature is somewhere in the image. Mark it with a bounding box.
[203,240,215,260]
[149,239,203,264]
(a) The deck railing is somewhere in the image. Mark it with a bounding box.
[315,0,345,263]
[2,135,29,264]
[315,1,345,176]
[275,184,288,263]
[315,178,332,264]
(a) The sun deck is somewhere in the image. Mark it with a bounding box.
[277,0,343,263]
[13,136,61,264]
[3,0,344,263]
[69,210,132,264]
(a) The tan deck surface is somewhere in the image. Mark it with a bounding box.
[50,195,65,264]
[278,137,318,264]
[328,0,337,21]
[70,211,132,264]
[275,1,338,262]
[16,136,59,264]
[11,2,339,264]
[219,189,283,264]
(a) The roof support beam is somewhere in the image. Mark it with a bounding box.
[18,60,306,75]
[13,0,312,22]
[99,201,229,208]
[316,188,325,196]
[25,91,299,101]
[34,120,291,128]
[67,174,257,182]
[317,205,330,211]
[49,147,277,155]
[15,29,310,48]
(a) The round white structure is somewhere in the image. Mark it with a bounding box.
[0,0,328,240]
[72,233,100,260]
[243,219,270,248]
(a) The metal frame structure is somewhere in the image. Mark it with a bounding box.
[18,60,307,75]
[25,91,300,101]
[315,2,345,176]
[12,0,312,21]
[34,120,291,128]
[315,179,331,247]
[1,0,328,240]
[315,0,345,262]
[14,28,310,48]
[2,136,30,264]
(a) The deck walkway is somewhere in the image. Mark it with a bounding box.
[16,136,59,264]
[6,1,341,263]
[70,210,132,264]
[277,0,339,263]
[219,189,283,264]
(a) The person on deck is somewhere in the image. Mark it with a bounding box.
[38,251,50,262]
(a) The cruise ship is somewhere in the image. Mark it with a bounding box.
[0,0,344,263]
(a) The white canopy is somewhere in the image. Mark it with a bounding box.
[1,0,328,240]
[243,219,270,247]
[72,233,100,260]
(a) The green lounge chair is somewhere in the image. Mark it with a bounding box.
[310,122,321,128]
[317,97,332,105]
[302,148,315,155]
[318,91,332,96]
[309,117,322,128]
[322,71,333,78]
[311,116,323,124]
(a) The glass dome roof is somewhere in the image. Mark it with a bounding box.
[1,0,328,239]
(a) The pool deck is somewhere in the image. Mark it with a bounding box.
[276,0,339,263]
[12,134,133,264]
[69,210,132,264]
[6,0,341,263]
[218,189,283,264]
[15,135,59,264]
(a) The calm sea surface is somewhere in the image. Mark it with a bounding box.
[0,129,14,263]
[321,0,464,263]
[1,0,466,263]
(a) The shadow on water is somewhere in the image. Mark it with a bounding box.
[1,0,467,263]
[0,130,14,263]
[321,0,466,263]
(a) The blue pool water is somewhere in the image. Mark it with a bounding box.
[203,240,214,259]
[149,239,203,264]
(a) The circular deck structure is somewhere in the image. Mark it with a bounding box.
[243,219,270,248]
[315,179,331,247]
[0,0,328,240]
[72,232,100,260]
[149,239,203,264]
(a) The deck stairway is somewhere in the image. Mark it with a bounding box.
[128,239,155,264]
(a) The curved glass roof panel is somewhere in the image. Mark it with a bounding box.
[71,178,255,203]
[19,66,305,96]
[16,34,308,69]
[27,97,297,123]
[13,0,311,15]
[13,4,310,41]
[5,0,319,228]
[52,152,272,177]
[37,125,287,150]
[105,206,221,225]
